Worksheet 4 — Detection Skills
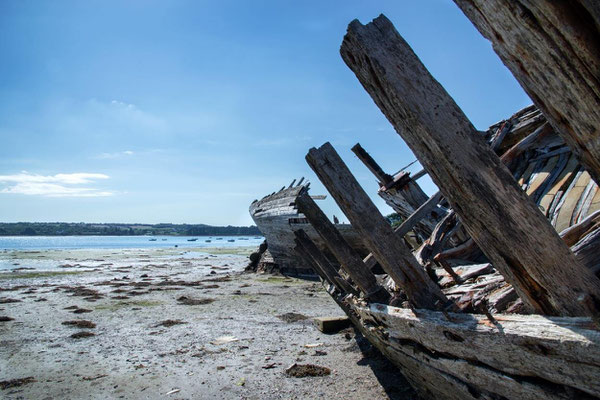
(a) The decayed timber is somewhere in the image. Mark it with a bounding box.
[352,143,443,242]
[295,188,389,303]
[306,142,451,310]
[351,300,600,399]
[249,183,367,276]
[340,15,600,317]
[453,0,600,186]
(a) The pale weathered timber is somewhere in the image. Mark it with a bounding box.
[353,302,600,398]
[396,191,444,239]
[453,0,600,185]
[306,142,451,310]
[340,15,600,316]
[294,187,389,303]
[561,209,600,246]
[250,184,368,276]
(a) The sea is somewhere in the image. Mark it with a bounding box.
[0,235,264,251]
[0,235,264,271]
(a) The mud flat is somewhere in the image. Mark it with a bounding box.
[0,247,414,399]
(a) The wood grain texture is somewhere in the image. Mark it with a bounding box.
[354,302,600,399]
[295,188,389,303]
[340,15,600,316]
[306,142,451,310]
[453,0,600,186]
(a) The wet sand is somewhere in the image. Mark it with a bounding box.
[0,247,415,399]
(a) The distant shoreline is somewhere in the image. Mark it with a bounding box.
[0,222,261,237]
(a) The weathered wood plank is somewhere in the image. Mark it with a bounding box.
[306,142,451,310]
[293,229,358,296]
[340,15,600,316]
[453,0,600,186]
[294,188,389,303]
[393,191,443,239]
[355,303,600,398]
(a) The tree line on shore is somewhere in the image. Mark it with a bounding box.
[0,222,261,236]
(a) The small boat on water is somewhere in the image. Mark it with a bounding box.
[227,239,235,242]
[205,239,211,243]
[187,238,198,242]
[148,238,157,241]
[216,238,223,240]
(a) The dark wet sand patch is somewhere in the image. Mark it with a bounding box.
[285,363,331,377]
[155,319,186,328]
[72,308,93,314]
[62,320,96,329]
[0,298,21,304]
[0,377,35,390]
[177,296,215,305]
[71,331,95,339]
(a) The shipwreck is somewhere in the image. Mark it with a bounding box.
[250,4,600,400]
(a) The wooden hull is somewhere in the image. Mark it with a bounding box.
[249,184,367,276]
[326,285,600,400]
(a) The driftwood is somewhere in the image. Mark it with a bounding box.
[340,15,600,317]
[453,1,600,186]
[306,142,451,310]
[294,188,389,303]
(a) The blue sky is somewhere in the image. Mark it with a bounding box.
[0,0,530,225]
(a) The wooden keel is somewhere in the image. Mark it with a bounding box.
[306,142,452,310]
[453,0,600,186]
[340,15,600,317]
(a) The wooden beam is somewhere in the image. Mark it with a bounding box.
[363,191,443,269]
[395,191,443,238]
[295,188,389,304]
[340,15,600,316]
[351,143,394,185]
[412,169,427,181]
[306,143,452,310]
[453,1,600,185]
[294,230,358,296]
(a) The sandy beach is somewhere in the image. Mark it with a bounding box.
[0,246,414,399]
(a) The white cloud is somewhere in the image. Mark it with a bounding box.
[0,172,113,197]
[96,150,135,159]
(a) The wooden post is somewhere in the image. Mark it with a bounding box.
[306,143,452,310]
[453,1,600,185]
[340,15,600,316]
[295,188,390,304]
[294,231,359,296]
[351,143,393,185]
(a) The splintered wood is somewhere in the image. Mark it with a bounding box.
[340,14,600,317]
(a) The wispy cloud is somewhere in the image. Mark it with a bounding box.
[0,172,113,197]
[95,150,135,159]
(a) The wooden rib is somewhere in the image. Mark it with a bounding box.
[340,14,600,316]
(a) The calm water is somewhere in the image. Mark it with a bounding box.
[0,235,264,251]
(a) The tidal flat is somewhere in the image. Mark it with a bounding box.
[0,247,414,399]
